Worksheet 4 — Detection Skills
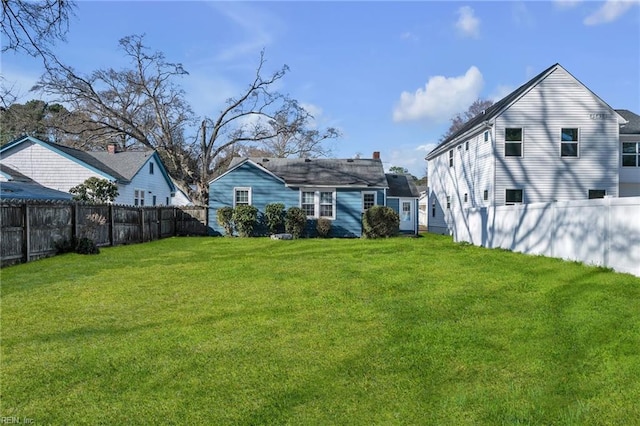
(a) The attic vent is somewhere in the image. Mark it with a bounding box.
[262,158,269,162]
[304,158,311,162]
[347,159,354,162]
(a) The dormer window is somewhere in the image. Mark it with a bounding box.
[149,162,155,174]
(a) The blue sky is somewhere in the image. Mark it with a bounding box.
[3,0,639,177]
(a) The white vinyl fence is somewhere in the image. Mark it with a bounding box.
[453,197,640,277]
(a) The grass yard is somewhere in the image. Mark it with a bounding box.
[1,234,639,425]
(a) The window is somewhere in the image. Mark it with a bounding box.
[431,199,436,217]
[446,196,451,209]
[166,197,170,206]
[465,141,469,151]
[483,190,489,201]
[589,189,606,199]
[464,193,468,203]
[152,195,157,206]
[449,150,453,167]
[623,142,640,167]
[484,131,489,142]
[561,128,579,157]
[134,189,145,206]
[301,189,335,219]
[233,187,251,207]
[505,128,523,157]
[505,189,523,205]
[149,162,154,174]
[362,192,376,211]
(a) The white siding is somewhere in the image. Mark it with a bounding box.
[0,141,109,192]
[494,67,619,204]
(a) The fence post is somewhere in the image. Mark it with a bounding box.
[22,203,30,264]
[109,204,115,247]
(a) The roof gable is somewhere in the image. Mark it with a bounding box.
[222,157,388,188]
[426,63,624,160]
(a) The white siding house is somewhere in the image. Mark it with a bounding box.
[426,63,627,235]
[0,136,175,206]
[617,109,640,197]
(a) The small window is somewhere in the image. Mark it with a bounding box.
[319,191,334,218]
[166,197,170,205]
[449,150,453,167]
[483,190,488,201]
[446,196,451,209]
[234,187,251,207]
[505,128,523,157]
[362,192,376,211]
[149,162,155,174]
[134,189,145,206]
[561,128,579,157]
[465,141,469,151]
[301,191,315,216]
[464,193,468,203]
[505,189,523,205]
[484,131,489,142]
[431,199,436,217]
[588,189,606,199]
[152,195,157,206]
[623,142,639,167]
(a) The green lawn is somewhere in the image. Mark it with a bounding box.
[1,234,639,425]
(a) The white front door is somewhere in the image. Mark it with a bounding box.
[399,199,415,232]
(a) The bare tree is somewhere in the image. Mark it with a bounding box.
[33,35,334,205]
[439,98,494,142]
[1,0,76,106]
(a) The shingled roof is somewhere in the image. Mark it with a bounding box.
[616,109,640,134]
[227,157,388,187]
[385,173,419,198]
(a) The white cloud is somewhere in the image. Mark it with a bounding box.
[584,0,639,25]
[553,0,583,9]
[512,2,535,28]
[385,144,435,177]
[400,31,419,42]
[455,6,480,38]
[393,66,484,123]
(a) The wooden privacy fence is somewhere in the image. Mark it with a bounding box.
[1,201,209,267]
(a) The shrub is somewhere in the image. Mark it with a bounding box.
[362,206,399,238]
[264,203,285,234]
[316,218,332,238]
[54,237,77,254]
[76,237,100,255]
[216,207,234,236]
[233,205,259,237]
[285,207,307,239]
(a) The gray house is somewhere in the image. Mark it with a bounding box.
[0,164,73,201]
[617,109,640,197]
[208,153,419,237]
[426,63,627,234]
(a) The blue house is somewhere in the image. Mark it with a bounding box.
[208,152,419,237]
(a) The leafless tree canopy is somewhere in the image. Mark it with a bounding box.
[439,99,494,143]
[1,0,75,58]
[31,35,341,204]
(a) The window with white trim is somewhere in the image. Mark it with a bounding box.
[505,189,523,205]
[623,142,640,167]
[301,189,335,219]
[149,162,155,174]
[362,191,376,211]
[484,131,489,143]
[505,128,523,157]
[561,128,579,157]
[449,150,453,167]
[134,189,145,206]
[233,187,251,207]
[588,189,606,199]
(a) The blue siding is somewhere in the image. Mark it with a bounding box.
[209,162,387,237]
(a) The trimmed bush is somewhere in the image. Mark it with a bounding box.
[362,206,399,238]
[233,205,259,237]
[216,207,234,236]
[75,237,100,255]
[285,207,307,239]
[264,203,285,234]
[316,218,332,238]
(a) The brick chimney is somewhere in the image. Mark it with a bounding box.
[373,151,380,160]
[107,143,117,154]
